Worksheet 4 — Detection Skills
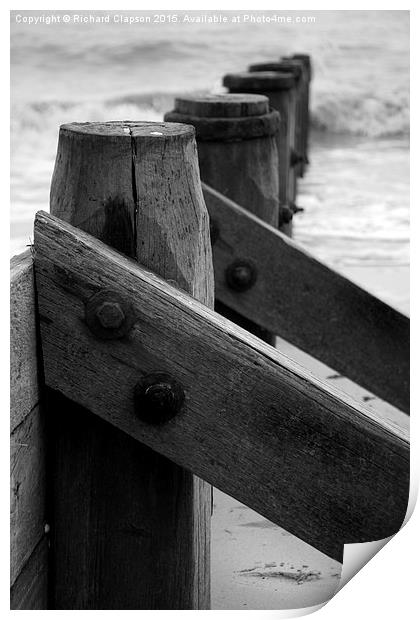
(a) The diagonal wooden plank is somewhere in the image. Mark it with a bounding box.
[34,211,409,563]
[203,183,409,414]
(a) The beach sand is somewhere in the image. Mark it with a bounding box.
[211,263,409,610]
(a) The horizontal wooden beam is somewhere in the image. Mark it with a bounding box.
[203,183,409,413]
[33,211,409,563]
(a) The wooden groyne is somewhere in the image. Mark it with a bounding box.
[10,52,409,610]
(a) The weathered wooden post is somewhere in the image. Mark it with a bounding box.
[251,60,305,178]
[222,70,296,230]
[292,54,311,170]
[164,94,279,344]
[283,55,312,175]
[247,61,304,198]
[48,121,214,609]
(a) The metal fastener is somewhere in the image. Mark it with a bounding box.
[225,259,257,292]
[290,149,305,167]
[280,206,294,224]
[85,289,135,340]
[134,372,185,424]
[96,301,125,329]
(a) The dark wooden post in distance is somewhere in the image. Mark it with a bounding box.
[48,121,214,609]
[164,94,279,346]
[223,70,296,234]
[254,60,305,179]
[292,54,311,170]
[248,61,305,187]
[283,55,312,176]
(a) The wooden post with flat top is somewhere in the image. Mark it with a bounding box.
[223,70,297,233]
[283,55,312,176]
[164,94,279,346]
[292,54,312,171]
[47,121,214,609]
[249,60,305,186]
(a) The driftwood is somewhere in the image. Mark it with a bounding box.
[34,211,409,564]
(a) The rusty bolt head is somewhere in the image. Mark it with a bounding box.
[96,301,125,330]
[85,289,135,340]
[290,149,305,167]
[280,206,294,225]
[225,259,257,292]
[134,372,185,424]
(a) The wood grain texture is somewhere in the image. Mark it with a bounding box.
[34,211,410,563]
[281,57,308,176]
[203,184,410,414]
[10,251,48,609]
[10,537,49,610]
[165,94,280,345]
[291,54,311,170]
[247,62,301,206]
[223,71,297,228]
[10,251,39,431]
[174,93,269,118]
[10,404,47,586]
[164,95,279,228]
[272,86,297,214]
[50,122,213,304]
[255,59,304,177]
[195,136,279,227]
[48,121,213,609]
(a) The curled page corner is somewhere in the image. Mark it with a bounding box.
[332,482,417,596]
[337,536,393,592]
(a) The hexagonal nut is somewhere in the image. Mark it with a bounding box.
[95,301,125,330]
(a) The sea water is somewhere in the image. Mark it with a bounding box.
[10,10,409,280]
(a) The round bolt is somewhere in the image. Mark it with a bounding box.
[96,301,125,330]
[134,372,185,424]
[225,259,257,292]
[280,206,294,225]
[85,288,135,340]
